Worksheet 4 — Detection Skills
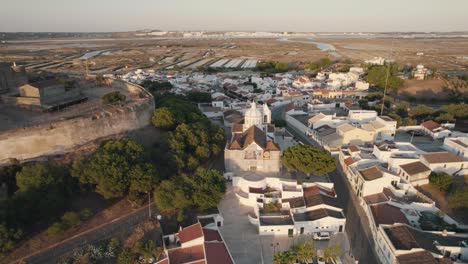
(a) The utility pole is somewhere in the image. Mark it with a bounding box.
[380,41,395,116]
[148,192,152,219]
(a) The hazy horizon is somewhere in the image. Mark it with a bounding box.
[1,0,467,32]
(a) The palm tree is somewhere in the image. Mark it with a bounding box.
[322,244,340,264]
[292,240,316,264]
[273,251,296,264]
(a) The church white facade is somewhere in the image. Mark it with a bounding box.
[224,102,281,173]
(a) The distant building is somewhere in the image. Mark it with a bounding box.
[412,64,428,80]
[365,57,386,66]
[17,79,86,110]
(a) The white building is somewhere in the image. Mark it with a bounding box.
[365,57,386,66]
[443,137,468,159]
[412,64,429,80]
[224,102,281,173]
[158,222,234,264]
[420,152,468,176]
[376,224,468,264]
[231,172,346,237]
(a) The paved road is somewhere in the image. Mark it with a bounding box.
[10,204,154,264]
[287,124,379,264]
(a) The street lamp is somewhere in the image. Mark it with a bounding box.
[271,242,280,254]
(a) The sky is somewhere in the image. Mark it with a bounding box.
[1,0,467,32]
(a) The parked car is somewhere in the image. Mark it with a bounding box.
[313,232,330,240]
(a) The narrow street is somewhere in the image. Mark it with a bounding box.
[285,121,379,264]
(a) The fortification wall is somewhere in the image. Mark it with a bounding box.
[0,78,155,164]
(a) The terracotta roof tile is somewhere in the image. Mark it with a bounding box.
[370,203,408,226]
[204,242,233,264]
[363,192,389,205]
[202,229,222,242]
[396,250,438,264]
[265,140,280,151]
[359,166,383,181]
[282,196,305,208]
[232,123,243,133]
[348,145,359,152]
[421,120,440,130]
[178,223,203,244]
[344,157,355,166]
[421,152,466,164]
[399,161,431,175]
[384,225,420,250]
[167,244,205,264]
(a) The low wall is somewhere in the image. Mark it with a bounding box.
[0,78,155,164]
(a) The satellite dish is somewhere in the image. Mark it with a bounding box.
[157,214,162,220]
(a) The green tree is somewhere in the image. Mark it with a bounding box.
[152,107,176,130]
[448,187,468,209]
[0,224,22,256]
[410,105,434,120]
[117,249,138,264]
[72,139,152,199]
[322,245,340,263]
[395,102,410,118]
[440,104,468,119]
[282,145,336,176]
[292,241,316,264]
[154,178,192,221]
[129,163,159,193]
[132,240,161,259]
[61,211,82,228]
[189,168,226,210]
[47,222,65,236]
[273,251,296,264]
[320,58,332,69]
[16,163,65,193]
[366,64,403,91]
[429,172,453,192]
[0,165,21,196]
[187,92,212,103]
[435,113,455,123]
[101,91,126,104]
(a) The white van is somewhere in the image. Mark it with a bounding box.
[313,232,330,240]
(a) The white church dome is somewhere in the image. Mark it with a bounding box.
[245,101,262,119]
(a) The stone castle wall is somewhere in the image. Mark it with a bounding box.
[0,78,155,164]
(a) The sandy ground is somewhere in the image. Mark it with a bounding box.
[2,37,466,76]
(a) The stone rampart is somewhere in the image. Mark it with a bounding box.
[0,78,155,164]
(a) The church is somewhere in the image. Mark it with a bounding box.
[224,102,281,173]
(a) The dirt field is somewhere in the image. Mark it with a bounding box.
[1,37,466,75]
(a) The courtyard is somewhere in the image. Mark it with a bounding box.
[218,183,354,264]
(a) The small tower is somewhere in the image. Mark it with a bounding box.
[243,101,263,131]
[263,103,271,124]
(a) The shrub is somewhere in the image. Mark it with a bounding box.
[61,211,82,228]
[47,222,66,236]
[80,208,94,220]
[102,91,126,104]
[429,172,453,192]
[117,249,138,264]
[448,187,468,209]
[0,224,22,256]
